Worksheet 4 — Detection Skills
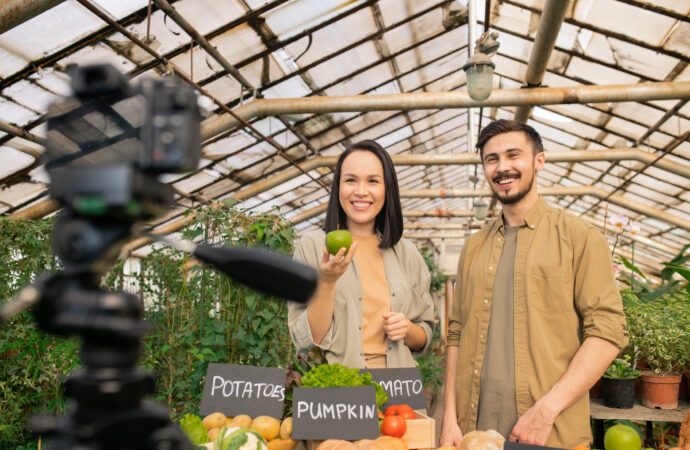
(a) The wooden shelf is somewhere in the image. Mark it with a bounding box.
[590,397,689,422]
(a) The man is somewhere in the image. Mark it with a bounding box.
[440,120,628,448]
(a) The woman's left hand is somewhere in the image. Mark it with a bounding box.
[382,312,410,341]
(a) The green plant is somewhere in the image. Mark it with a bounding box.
[622,291,690,374]
[0,216,78,447]
[105,202,298,417]
[604,358,641,379]
[418,246,448,295]
[616,244,690,301]
[1,203,300,446]
[415,326,444,397]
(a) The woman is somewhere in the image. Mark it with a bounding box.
[287,140,434,369]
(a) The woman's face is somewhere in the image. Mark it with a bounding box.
[338,150,386,235]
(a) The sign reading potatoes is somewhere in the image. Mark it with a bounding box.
[200,363,285,418]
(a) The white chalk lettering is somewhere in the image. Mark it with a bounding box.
[322,403,335,418]
[241,381,253,398]
[208,376,286,400]
[296,401,308,418]
[295,401,376,420]
[211,376,225,396]
[365,404,376,419]
[274,386,285,401]
[379,378,424,398]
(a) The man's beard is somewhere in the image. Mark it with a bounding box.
[492,170,535,205]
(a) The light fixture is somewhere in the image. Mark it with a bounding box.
[463,31,500,102]
[473,198,488,221]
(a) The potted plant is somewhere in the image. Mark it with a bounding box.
[625,293,688,409]
[602,358,641,409]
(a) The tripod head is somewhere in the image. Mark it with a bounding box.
[1,64,318,449]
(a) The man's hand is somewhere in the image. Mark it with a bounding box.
[508,398,558,445]
[439,417,463,447]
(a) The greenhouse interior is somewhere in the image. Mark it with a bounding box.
[0,0,688,449]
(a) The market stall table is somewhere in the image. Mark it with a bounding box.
[590,398,689,449]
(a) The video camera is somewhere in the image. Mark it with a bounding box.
[1,64,317,449]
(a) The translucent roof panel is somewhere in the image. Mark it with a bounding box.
[0,0,687,271]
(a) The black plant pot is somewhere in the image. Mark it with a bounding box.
[602,377,636,408]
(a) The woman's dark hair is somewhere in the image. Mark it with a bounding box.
[323,139,403,248]
[476,119,544,158]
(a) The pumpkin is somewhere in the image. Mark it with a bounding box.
[353,439,387,449]
[315,439,357,450]
[374,436,409,450]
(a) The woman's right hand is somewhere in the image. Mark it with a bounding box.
[319,242,358,284]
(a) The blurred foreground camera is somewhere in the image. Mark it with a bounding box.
[1,65,317,450]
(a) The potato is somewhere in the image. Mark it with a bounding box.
[202,412,227,430]
[279,417,292,440]
[231,414,252,428]
[207,427,222,441]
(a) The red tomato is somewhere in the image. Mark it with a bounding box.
[384,405,399,416]
[397,407,415,421]
[380,415,407,438]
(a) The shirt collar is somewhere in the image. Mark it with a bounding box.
[493,196,548,235]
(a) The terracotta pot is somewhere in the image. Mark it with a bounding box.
[639,371,682,409]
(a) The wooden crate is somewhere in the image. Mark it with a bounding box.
[305,412,435,449]
[401,411,435,450]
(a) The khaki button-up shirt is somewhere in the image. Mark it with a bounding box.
[447,197,628,448]
[288,230,435,368]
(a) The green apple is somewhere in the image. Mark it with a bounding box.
[604,424,641,450]
[325,229,353,255]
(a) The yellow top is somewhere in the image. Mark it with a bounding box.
[354,234,390,368]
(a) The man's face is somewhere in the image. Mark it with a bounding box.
[482,131,545,205]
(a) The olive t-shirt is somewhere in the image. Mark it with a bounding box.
[477,225,519,438]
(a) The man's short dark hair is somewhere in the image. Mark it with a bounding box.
[324,139,403,248]
[476,119,544,159]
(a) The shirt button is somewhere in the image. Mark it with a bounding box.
[488,266,493,271]
[480,334,484,339]
[358,326,362,330]
[474,369,478,375]
[497,237,502,242]
[358,297,362,301]
[471,403,475,408]
[484,299,489,304]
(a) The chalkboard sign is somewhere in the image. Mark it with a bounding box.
[361,367,427,410]
[505,442,565,450]
[200,363,285,418]
[292,387,380,440]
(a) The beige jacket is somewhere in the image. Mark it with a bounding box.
[288,230,435,368]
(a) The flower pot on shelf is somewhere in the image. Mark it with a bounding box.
[639,371,682,409]
[602,377,636,409]
[590,377,603,398]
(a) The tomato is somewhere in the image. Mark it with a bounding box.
[384,405,398,416]
[396,404,415,421]
[380,415,407,438]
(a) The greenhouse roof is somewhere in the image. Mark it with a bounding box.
[0,0,688,275]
